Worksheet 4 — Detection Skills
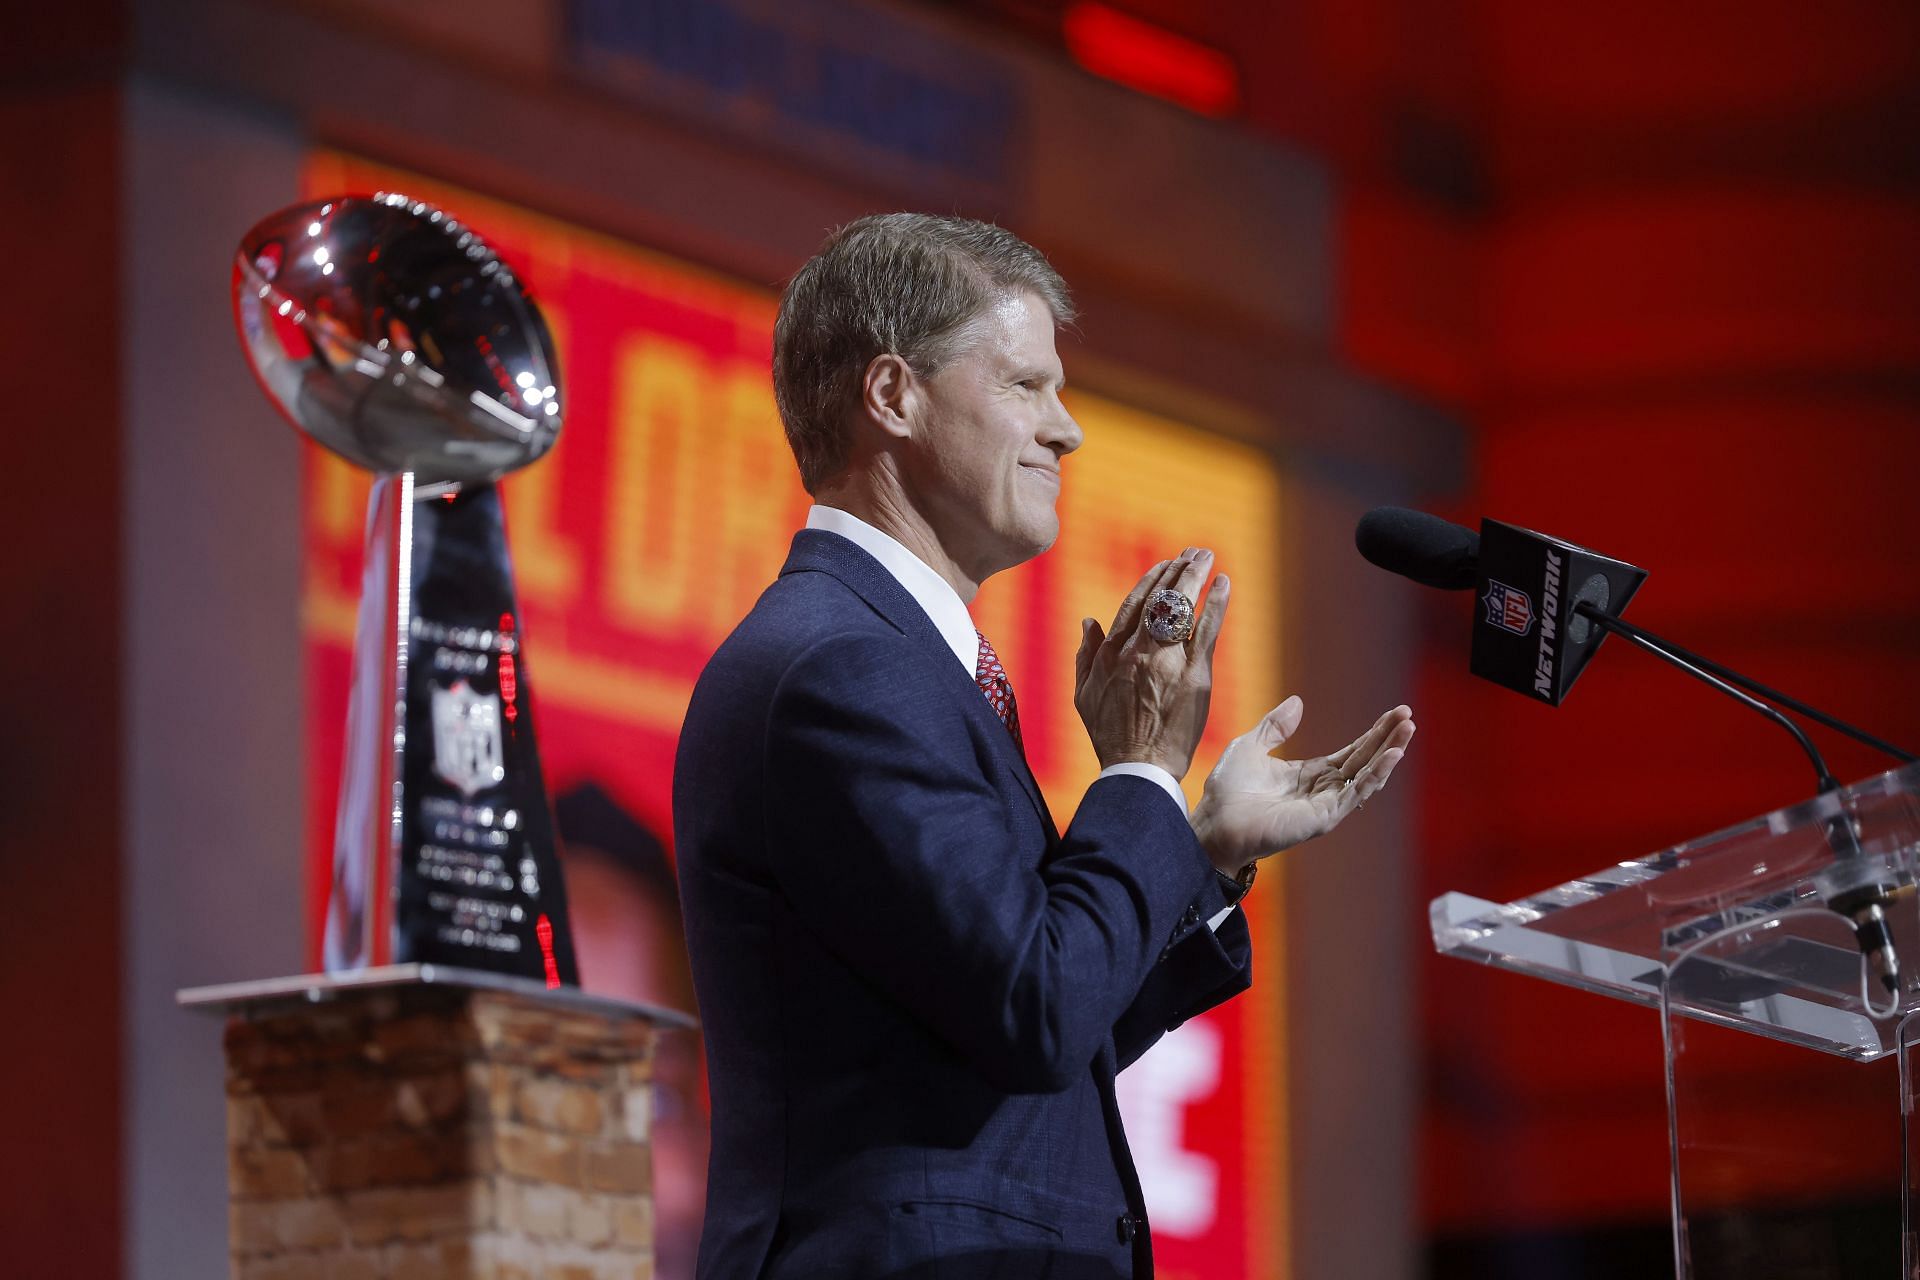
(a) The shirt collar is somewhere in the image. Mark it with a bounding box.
[805,505,978,675]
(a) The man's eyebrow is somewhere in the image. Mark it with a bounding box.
[1011,365,1063,384]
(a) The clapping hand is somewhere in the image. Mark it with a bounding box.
[1190,697,1415,878]
[1073,548,1230,780]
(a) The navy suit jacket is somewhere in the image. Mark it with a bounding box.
[674,530,1254,1279]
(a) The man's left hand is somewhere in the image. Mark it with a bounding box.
[1188,697,1415,879]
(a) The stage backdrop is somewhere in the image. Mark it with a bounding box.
[299,151,1291,1279]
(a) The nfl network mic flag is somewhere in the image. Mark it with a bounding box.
[1469,519,1647,707]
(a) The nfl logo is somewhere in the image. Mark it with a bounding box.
[432,679,506,797]
[1482,580,1534,636]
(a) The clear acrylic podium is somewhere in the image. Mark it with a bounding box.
[1433,762,1920,1278]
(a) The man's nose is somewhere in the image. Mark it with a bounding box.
[1043,399,1084,457]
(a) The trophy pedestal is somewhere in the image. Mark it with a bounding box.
[179,967,695,1279]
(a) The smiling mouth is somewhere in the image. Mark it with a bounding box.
[1020,465,1060,482]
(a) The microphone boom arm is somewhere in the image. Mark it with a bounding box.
[1573,602,1842,794]
[1572,606,1917,767]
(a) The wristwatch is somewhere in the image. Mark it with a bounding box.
[1215,861,1256,904]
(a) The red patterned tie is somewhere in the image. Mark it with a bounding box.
[974,630,1024,753]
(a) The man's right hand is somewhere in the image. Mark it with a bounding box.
[1073,548,1230,780]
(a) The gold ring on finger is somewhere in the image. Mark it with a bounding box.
[1142,588,1196,644]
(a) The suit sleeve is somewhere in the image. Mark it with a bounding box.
[762,632,1215,1094]
[1112,882,1253,1073]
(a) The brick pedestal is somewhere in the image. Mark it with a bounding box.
[186,968,691,1280]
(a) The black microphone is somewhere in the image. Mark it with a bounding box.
[1355,507,1480,590]
[1356,508,1919,766]
[1356,507,1648,706]
[1357,505,1918,996]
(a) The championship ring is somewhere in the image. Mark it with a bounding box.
[1143,588,1197,645]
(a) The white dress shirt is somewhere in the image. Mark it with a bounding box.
[804,505,1236,931]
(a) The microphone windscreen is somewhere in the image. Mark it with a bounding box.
[1355,507,1481,590]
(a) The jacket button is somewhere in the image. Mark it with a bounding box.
[1116,1213,1138,1243]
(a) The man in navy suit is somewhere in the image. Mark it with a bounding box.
[674,215,1414,1278]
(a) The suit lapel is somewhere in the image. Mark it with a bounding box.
[780,530,1055,833]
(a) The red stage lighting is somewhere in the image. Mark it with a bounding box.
[1061,3,1241,118]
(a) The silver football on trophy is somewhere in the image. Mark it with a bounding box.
[232,193,561,487]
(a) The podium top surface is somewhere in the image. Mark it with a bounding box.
[176,963,699,1031]
[1433,760,1920,1060]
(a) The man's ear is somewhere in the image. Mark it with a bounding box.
[860,353,917,441]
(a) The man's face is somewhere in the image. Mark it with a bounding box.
[907,289,1083,578]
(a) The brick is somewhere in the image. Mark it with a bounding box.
[540,1056,617,1083]
[558,1011,655,1054]
[229,1201,279,1255]
[224,1029,303,1074]
[387,1129,471,1183]
[484,1231,552,1279]
[492,1178,524,1235]
[568,1192,613,1247]
[310,1140,377,1193]
[315,1129,471,1192]
[235,1092,329,1148]
[344,1184,487,1245]
[275,1197,350,1250]
[462,1127,501,1178]
[493,1123,582,1186]
[226,1197,348,1252]
[610,1195,652,1249]
[515,1076,604,1135]
[387,1235,475,1279]
[234,1252,330,1280]
[230,1065,336,1095]
[394,1072,469,1129]
[370,1011,472,1066]
[323,1250,384,1280]
[582,1141,651,1196]
[360,991,407,1023]
[227,1020,359,1077]
[512,1181,573,1240]
[321,1083,398,1139]
[471,998,559,1054]
[564,1082,611,1134]
[229,1144,312,1200]
[555,1256,653,1280]
[467,1061,516,1122]
[309,1140,369,1194]
[294,1006,368,1042]
[618,1088,651,1144]
[228,1094,265,1146]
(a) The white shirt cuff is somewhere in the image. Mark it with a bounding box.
[1097,761,1187,815]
